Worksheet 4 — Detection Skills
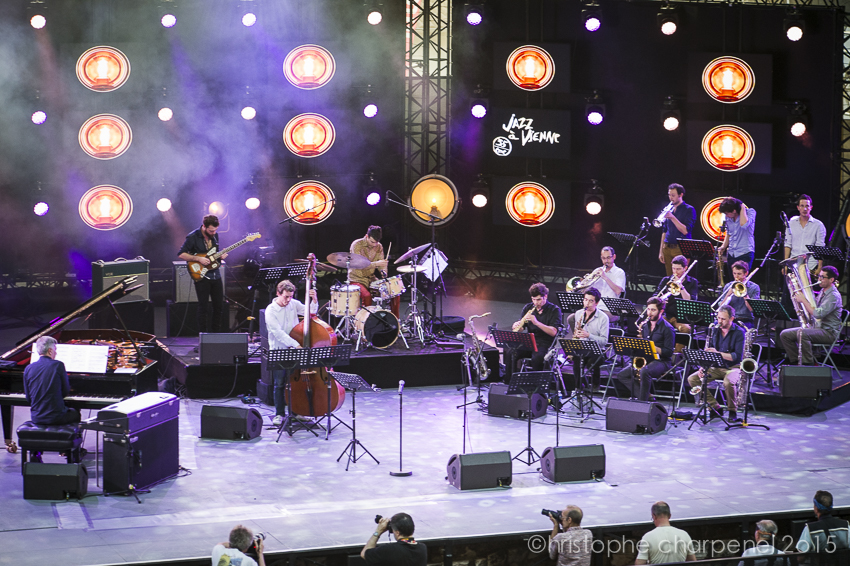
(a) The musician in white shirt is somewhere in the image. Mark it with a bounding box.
[784,194,826,274]
[589,246,626,317]
[571,288,609,389]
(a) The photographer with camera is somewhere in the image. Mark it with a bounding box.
[213,524,265,566]
[360,513,427,565]
[544,506,592,566]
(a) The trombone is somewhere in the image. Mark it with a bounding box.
[634,260,697,326]
[712,267,760,311]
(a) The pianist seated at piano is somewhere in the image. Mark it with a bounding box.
[24,336,81,427]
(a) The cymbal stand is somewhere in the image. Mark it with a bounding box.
[333,257,358,342]
[402,256,427,344]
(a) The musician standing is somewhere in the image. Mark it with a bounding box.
[572,288,610,388]
[178,215,228,333]
[784,194,826,276]
[657,184,697,276]
[614,297,675,401]
[716,261,760,329]
[265,280,318,427]
[588,246,626,317]
[686,305,745,423]
[779,266,842,365]
[348,225,399,318]
[718,197,756,271]
[654,255,698,333]
[514,283,562,371]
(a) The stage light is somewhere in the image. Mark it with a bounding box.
[33,202,49,216]
[363,103,378,118]
[470,84,489,118]
[784,10,804,41]
[366,192,381,206]
[657,5,678,35]
[245,197,260,210]
[470,101,488,119]
[409,175,460,227]
[79,114,133,160]
[208,201,228,218]
[242,13,257,27]
[156,198,172,212]
[661,96,681,131]
[31,111,46,125]
[789,102,808,137]
[76,46,131,92]
[241,106,256,120]
[30,15,46,29]
[78,185,133,231]
[464,2,484,25]
[283,113,335,157]
[158,107,173,121]
[283,45,336,90]
[584,180,604,216]
[470,174,490,208]
[701,125,755,172]
[161,14,177,28]
[366,1,383,25]
[283,181,335,225]
[702,56,755,104]
[585,91,605,125]
[506,45,555,91]
[582,2,602,32]
[363,173,381,206]
[505,182,555,226]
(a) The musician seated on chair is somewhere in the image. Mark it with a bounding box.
[265,280,317,427]
[23,336,80,427]
[588,246,626,319]
[566,288,609,390]
[513,282,562,372]
[613,297,675,402]
[178,214,228,333]
[779,265,842,366]
[654,254,699,334]
[716,261,760,329]
[686,305,745,423]
[349,225,399,318]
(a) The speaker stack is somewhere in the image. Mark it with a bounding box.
[446,451,512,490]
[200,406,264,440]
[779,366,832,398]
[605,398,668,434]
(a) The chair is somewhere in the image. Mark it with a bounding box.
[707,343,762,413]
[814,309,849,373]
[651,332,692,409]
[600,328,624,402]
[15,421,83,474]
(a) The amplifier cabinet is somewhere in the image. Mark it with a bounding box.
[103,416,179,494]
[173,261,226,303]
[92,259,149,304]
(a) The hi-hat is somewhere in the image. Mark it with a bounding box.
[326,252,371,270]
[395,243,432,264]
[397,264,426,274]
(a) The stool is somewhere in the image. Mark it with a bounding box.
[16,421,83,474]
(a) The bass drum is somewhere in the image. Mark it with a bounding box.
[355,306,399,349]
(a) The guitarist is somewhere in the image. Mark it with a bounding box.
[178,215,228,332]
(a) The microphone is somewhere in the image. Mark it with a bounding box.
[780,211,790,229]
[544,348,557,363]
[456,333,466,341]
[398,380,405,395]
[372,384,382,392]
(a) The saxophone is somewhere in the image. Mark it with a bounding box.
[734,326,757,408]
[468,313,490,381]
[690,323,715,396]
[512,308,535,332]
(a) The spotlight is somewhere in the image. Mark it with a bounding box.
[366,1,383,25]
[788,101,808,137]
[363,103,378,118]
[784,10,804,41]
[661,96,681,131]
[30,15,46,29]
[585,91,605,125]
[158,107,173,121]
[464,2,484,26]
[470,84,489,119]
[241,106,257,120]
[209,201,227,217]
[409,175,460,226]
[366,192,381,206]
[363,173,381,206]
[156,198,172,212]
[657,5,678,35]
[584,180,604,215]
[470,174,490,208]
[582,2,602,32]
[33,202,49,216]
[245,197,260,210]
[31,111,46,125]
[161,14,177,28]
[242,13,257,27]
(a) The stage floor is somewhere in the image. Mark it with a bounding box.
[2,383,850,566]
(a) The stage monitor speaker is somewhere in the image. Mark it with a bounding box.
[540,444,606,483]
[780,366,832,398]
[92,259,149,304]
[23,462,88,500]
[173,261,226,303]
[200,333,249,365]
[446,451,512,490]
[103,417,179,494]
[487,383,548,419]
[201,405,263,440]
[605,399,668,434]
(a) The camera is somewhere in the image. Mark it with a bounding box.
[375,515,394,533]
[247,533,265,558]
[541,509,562,522]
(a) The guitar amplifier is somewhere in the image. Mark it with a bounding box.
[173,261,226,302]
[92,258,149,304]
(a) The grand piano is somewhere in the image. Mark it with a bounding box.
[0,276,160,441]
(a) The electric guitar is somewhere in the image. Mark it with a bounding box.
[187,232,261,281]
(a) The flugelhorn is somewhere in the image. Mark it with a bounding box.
[652,203,675,228]
[566,267,603,292]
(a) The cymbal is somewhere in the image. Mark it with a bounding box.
[293,258,338,272]
[397,264,426,274]
[326,252,371,270]
[395,243,432,265]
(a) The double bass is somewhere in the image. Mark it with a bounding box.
[287,253,345,416]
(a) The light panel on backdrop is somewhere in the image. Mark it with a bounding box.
[686,190,772,252]
[490,177,570,230]
[685,121,772,174]
[687,53,773,106]
[493,43,571,93]
[489,108,570,160]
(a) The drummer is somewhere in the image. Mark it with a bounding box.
[349,225,399,318]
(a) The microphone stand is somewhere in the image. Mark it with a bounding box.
[390,380,412,477]
[278,198,337,224]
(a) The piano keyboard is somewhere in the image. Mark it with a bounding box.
[0,392,124,409]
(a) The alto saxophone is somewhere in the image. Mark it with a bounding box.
[468,313,490,381]
[734,326,757,409]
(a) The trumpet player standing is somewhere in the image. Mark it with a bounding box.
[716,261,760,329]
[614,297,675,401]
[654,255,699,333]
[588,246,626,318]
[513,283,563,372]
[658,184,697,276]
[718,197,756,271]
[687,305,745,422]
[779,266,842,365]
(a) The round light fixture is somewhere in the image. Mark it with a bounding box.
[283,45,336,90]
[505,45,555,91]
[283,181,335,225]
[409,175,460,227]
[283,113,335,157]
[78,185,133,230]
[702,56,756,104]
[76,46,131,92]
[78,114,132,160]
[505,182,555,226]
[701,124,755,172]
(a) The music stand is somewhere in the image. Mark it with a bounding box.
[600,297,640,319]
[506,371,551,466]
[806,245,844,264]
[677,239,716,261]
[559,338,605,421]
[492,329,537,383]
[556,292,585,316]
[332,372,379,471]
[748,299,793,384]
[681,348,727,429]
[257,264,310,303]
[608,231,651,249]
[611,336,658,399]
[669,298,715,330]
[264,348,321,439]
[308,345,354,439]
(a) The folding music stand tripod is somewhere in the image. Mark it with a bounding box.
[611,336,658,399]
[492,329,537,384]
[556,292,585,318]
[748,299,793,386]
[806,245,845,265]
[558,338,605,421]
[677,239,717,287]
[264,347,320,439]
[309,344,354,439]
[507,371,551,466]
[600,297,640,324]
[247,264,309,338]
[332,372,379,471]
[608,227,651,292]
[682,348,727,430]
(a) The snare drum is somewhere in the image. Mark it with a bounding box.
[370,275,405,300]
[354,306,399,349]
[330,284,361,317]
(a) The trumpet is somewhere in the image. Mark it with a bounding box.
[652,203,675,228]
[512,309,535,332]
[566,267,603,293]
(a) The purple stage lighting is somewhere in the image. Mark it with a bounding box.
[161,14,177,28]
[366,191,381,206]
[363,104,378,118]
[242,13,257,26]
[587,110,603,125]
[31,111,46,125]
[585,16,601,31]
[33,202,49,216]
[471,103,487,119]
[466,11,483,25]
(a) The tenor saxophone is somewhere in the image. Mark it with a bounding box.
[468,313,490,381]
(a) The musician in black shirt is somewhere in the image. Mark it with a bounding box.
[178,215,228,333]
[654,255,699,334]
[615,297,676,401]
[513,282,562,372]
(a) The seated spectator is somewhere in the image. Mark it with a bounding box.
[635,501,697,564]
[212,524,264,566]
[361,512,427,565]
[739,520,786,566]
[548,505,593,566]
[797,490,850,553]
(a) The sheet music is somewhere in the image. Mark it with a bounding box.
[30,344,110,374]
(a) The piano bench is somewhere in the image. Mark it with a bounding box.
[16,422,83,474]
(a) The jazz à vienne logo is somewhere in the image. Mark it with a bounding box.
[493,113,561,156]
